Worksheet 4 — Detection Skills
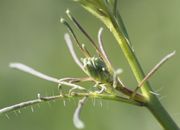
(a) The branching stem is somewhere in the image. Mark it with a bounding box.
[72,0,180,129]
[0,92,143,115]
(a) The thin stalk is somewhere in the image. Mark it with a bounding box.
[0,92,143,114]
[109,17,179,130]
[69,1,179,127]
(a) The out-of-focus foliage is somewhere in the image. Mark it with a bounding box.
[0,0,180,130]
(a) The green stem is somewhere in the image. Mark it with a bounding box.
[0,92,142,114]
[110,18,179,130]
[71,1,179,128]
[147,95,179,130]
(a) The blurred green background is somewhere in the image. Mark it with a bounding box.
[0,0,180,130]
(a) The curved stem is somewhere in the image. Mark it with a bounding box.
[110,18,179,130]
[0,92,143,114]
[67,1,179,128]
